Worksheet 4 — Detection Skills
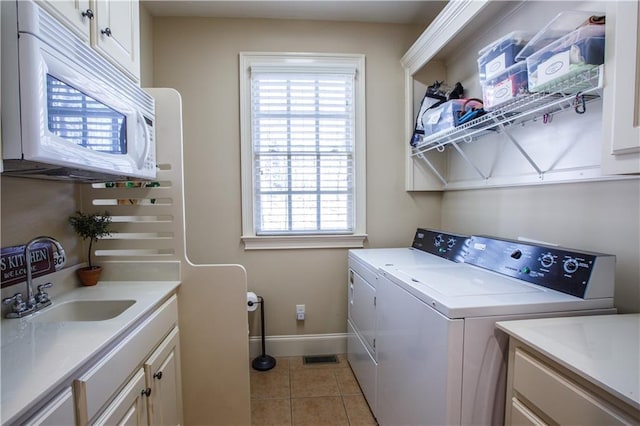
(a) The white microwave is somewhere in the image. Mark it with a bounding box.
[1,1,156,182]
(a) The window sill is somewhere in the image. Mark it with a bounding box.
[241,234,368,250]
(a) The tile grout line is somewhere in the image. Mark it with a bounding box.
[288,357,293,426]
[336,367,353,426]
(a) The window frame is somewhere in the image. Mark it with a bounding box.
[239,52,367,250]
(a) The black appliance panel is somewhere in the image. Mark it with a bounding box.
[464,236,597,298]
[412,228,470,262]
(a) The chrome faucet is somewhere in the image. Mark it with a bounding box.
[3,236,65,318]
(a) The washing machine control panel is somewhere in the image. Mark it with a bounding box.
[412,228,469,262]
[464,236,613,298]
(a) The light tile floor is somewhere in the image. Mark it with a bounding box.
[250,354,377,425]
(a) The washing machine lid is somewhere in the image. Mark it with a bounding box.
[381,265,614,319]
[349,248,456,271]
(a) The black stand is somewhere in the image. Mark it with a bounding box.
[249,295,276,371]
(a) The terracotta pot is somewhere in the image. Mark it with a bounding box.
[76,266,102,286]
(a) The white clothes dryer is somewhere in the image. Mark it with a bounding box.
[347,229,469,416]
[375,236,616,426]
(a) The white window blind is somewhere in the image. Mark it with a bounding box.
[250,68,356,235]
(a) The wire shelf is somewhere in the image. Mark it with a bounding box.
[411,66,603,156]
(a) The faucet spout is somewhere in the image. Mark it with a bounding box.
[24,236,65,307]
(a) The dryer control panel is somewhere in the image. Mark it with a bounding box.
[464,236,615,299]
[412,228,469,262]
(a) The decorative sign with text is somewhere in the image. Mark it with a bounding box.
[1,242,66,288]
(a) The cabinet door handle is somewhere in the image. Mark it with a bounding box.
[153,371,163,380]
[141,387,152,397]
[81,9,94,20]
[101,27,112,37]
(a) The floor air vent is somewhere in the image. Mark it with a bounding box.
[303,355,339,365]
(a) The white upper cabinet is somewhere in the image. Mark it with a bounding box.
[93,0,141,82]
[601,0,640,174]
[35,0,92,42]
[37,0,141,82]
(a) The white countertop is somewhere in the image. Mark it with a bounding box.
[496,314,640,411]
[1,280,181,423]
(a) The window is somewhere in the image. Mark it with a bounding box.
[240,53,366,249]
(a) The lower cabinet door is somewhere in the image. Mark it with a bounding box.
[347,320,377,417]
[144,327,183,426]
[92,369,149,426]
[510,398,547,426]
[27,388,75,425]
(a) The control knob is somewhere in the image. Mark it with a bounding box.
[447,237,457,249]
[540,253,555,268]
[563,258,579,274]
[434,234,444,247]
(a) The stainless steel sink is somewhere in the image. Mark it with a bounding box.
[32,300,136,322]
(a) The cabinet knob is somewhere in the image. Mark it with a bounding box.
[153,371,163,380]
[141,387,152,397]
[101,27,112,37]
[81,9,94,20]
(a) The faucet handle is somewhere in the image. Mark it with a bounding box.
[36,283,53,304]
[3,293,27,314]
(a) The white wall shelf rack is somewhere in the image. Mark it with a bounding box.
[412,66,603,186]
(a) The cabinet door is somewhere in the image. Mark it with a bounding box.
[36,0,91,42]
[512,348,633,425]
[93,369,149,426]
[144,327,183,426]
[348,270,376,353]
[602,0,640,173]
[26,388,76,426]
[93,0,141,81]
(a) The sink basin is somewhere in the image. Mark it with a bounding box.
[32,300,136,322]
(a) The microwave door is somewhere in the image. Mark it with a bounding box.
[18,33,145,177]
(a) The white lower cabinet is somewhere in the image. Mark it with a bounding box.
[144,327,183,426]
[67,294,182,426]
[93,369,148,426]
[26,388,75,425]
[505,342,639,425]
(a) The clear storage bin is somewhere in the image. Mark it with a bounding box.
[421,99,483,137]
[477,31,531,82]
[526,24,605,92]
[515,10,604,61]
[482,62,528,110]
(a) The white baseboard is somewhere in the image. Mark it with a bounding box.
[249,333,348,358]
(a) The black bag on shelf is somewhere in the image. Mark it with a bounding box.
[410,81,464,147]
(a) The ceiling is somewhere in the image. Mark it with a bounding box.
[141,1,448,25]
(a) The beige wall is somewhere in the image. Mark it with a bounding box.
[441,180,640,313]
[1,177,82,268]
[151,17,442,336]
[139,4,154,88]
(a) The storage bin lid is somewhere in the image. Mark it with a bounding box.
[526,24,605,62]
[515,10,604,61]
[478,31,532,59]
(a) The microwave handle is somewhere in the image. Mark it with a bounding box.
[136,110,151,170]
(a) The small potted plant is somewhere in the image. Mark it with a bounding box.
[68,211,112,286]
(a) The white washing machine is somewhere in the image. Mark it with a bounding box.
[347,229,469,416]
[375,235,616,426]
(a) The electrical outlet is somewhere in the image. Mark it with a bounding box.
[296,304,305,320]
